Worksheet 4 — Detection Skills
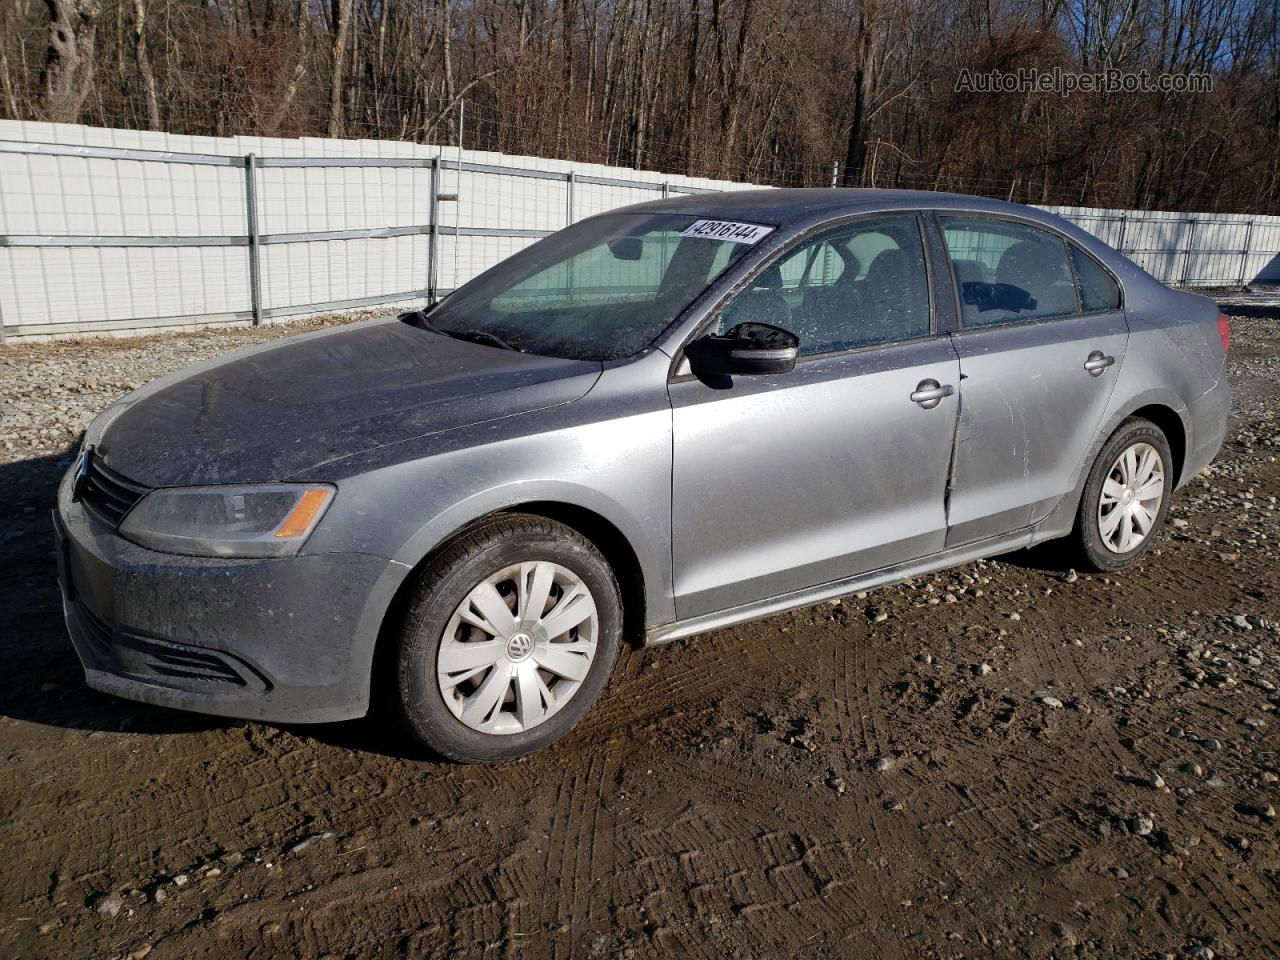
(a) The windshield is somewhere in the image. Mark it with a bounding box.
[421,213,769,360]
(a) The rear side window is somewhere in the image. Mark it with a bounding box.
[1070,246,1121,311]
[719,215,931,356]
[940,217,1079,327]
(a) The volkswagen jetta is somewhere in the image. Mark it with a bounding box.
[54,189,1230,761]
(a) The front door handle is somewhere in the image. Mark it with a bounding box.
[1084,350,1115,376]
[910,379,955,409]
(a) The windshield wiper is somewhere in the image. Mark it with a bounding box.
[444,329,523,352]
[401,308,435,330]
[405,311,523,352]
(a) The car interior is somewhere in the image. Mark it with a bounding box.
[941,219,1083,326]
[471,212,1108,362]
[717,217,932,355]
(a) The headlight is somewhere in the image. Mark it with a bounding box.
[119,484,335,558]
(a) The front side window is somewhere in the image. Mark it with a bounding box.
[1070,245,1121,311]
[941,217,1079,327]
[425,213,765,360]
[718,215,931,356]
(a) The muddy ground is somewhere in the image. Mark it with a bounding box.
[1,313,1277,960]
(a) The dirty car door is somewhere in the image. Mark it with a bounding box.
[669,214,961,620]
[938,215,1130,545]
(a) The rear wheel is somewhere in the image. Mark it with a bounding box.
[396,515,622,762]
[1070,417,1173,572]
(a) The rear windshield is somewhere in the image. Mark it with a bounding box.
[423,213,767,360]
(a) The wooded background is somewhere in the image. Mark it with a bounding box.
[2,0,1277,213]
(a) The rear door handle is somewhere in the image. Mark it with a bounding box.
[910,379,955,409]
[1084,351,1115,376]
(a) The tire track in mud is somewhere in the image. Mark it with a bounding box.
[850,629,889,760]
[539,754,618,960]
[580,635,778,736]
[624,789,871,957]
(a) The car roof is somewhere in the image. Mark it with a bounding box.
[616,187,1044,229]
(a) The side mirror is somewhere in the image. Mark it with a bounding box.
[719,322,799,374]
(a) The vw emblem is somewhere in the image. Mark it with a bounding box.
[506,633,534,660]
[71,446,93,503]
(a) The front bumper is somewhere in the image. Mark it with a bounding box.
[54,471,405,724]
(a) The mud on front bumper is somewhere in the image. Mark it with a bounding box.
[53,475,406,724]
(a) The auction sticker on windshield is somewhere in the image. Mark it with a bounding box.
[681,219,775,244]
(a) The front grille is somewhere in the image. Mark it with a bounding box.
[120,635,249,687]
[78,453,149,529]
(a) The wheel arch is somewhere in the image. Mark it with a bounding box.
[511,501,648,647]
[368,499,652,714]
[1127,403,1188,487]
[1031,393,1192,545]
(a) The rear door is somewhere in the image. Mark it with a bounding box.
[669,214,961,619]
[935,214,1129,546]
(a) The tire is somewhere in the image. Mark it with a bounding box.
[395,513,622,763]
[1070,417,1173,572]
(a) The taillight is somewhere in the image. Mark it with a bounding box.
[1217,312,1231,353]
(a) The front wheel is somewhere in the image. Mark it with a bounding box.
[1070,417,1173,572]
[395,515,622,763]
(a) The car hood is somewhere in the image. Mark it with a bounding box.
[96,317,602,486]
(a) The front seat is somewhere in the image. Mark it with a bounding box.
[720,264,790,331]
[857,249,916,343]
[798,252,862,353]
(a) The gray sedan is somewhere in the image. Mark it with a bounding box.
[54,189,1230,761]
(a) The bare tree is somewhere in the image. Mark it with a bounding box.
[40,0,100,123]
[130,0,159,129]
[0,0,21,120]
[328,0,353,137]
[2,0,1276,213]
[840,0,883,187]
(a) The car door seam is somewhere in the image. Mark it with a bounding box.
[942,333,964,527]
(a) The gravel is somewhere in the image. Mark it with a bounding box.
[92,893,124,918]
[0,311,384,465]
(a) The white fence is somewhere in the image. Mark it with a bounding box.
[1,120,1277,341]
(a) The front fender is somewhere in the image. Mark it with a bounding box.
[389,477,671,621]
[301,394,676,630]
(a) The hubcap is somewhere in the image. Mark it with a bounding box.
[506,633,534,661]
[437,561,599,735]
[1098,441,1165,554]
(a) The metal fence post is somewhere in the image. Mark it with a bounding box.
[427,156,441,302]
[454,103,464,296]
[662,181,670,199]
[1181,217,1198,287]
[1116,213,1128,255]
[1238,217,1256,287]
[243,153,263,325]
[566,171,576,226]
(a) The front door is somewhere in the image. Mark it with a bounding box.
[669,214,961,620]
